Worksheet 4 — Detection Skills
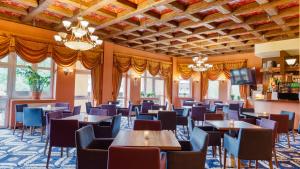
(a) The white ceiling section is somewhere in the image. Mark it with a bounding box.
[255,38,300,58]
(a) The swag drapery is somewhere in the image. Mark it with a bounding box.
[0,35,103,104]
[112,53,173,103]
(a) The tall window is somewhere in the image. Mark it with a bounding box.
[74,61,91,112]
[118,76,126,107]
[0,56,9,127]
[207,80,219,99]
[178,79,191,97]
[140,71,165,105]
[228,80,240,100]
[14,56,54,98]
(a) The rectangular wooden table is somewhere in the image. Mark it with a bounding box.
[205,120,261,131]
[111,130,181,151]
[63,114,112,124]
[242,112,270,118]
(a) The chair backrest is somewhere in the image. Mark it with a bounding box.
[101,104,117,116]
[151,105,166,110]
[240,108,255,113]
[157,111,177,130]
[108,146,161,169]
[269,114,289,133]
[209,104,217,113]
[204,113,224,121]
[182,100,194,106]
[259,118,277,146]
[85,102,92,114]
[229,103,240,111]
[141,102,154,114]
[23,108,43,126]
[89,108,108,116]
[46,111,63,136]
[55,102,70,109]
[76,125,95,150]
[143,100,154,103]
[237,128,273,160]
[280,110,295,130]
[50,119,79,147]
[73,105,81,115]
[190,127,209,169]
[239,102,244,108]
[111,114,122,137]
[16,104,28,112]
[213,101,223,104]
[133,120,162,130]
[191,106,206,121]
[227,109,240,120]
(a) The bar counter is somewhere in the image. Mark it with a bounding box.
[254,99,300,129]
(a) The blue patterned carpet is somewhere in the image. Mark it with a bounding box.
[0,117,300,169]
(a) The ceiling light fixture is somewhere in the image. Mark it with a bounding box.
[285,58,297,66]
[188,56,213,72]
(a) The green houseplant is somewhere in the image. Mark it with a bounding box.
[17,66,50,99]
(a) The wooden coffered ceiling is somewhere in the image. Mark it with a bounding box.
[0,0,299,57]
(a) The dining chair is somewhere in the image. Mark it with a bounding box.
[191,106,207,126]
[228,103,240,112]
[44,111,63,155]
[89,108,108,116]
[62,105,81,117]
[151,105,166,110]
[135,106,154,120]
[107,100,119,105]
[54,102,70,110]
[117,102,133,126]
[133,120,162,130]
[157,111,177,133]
[76,125,113,169]
[108,146,166,169]
[101,104,117,116]
[227,109,240,120]
[240,108,255,113]
[176,108,190,137]
[280,110,296,142]
[259,118,278,167]
[204,113,224,121]
[167,127,209,169]
[223,128,273,169]
[85,102,92,114]
[93,114,121,138]
[22,108,44,141]
[46,119,79,168]
[13,104,28,135]
[269,114,291,148]
[141,102,154,114]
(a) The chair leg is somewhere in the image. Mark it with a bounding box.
[269,159,273,169]
[223,149,227,169]
[248,160,251,168]
[286,132,291,148]
[292,130,296,142]
[255,160,258,169]
[66,147,69,157]
[61,147,63,157]
[46,145,52,168]
[21,126,25,140]
[218,146,222,166]
[186,126,189,138]
[237,158,241,169]
[40,127,44,141]
[13,122,17,135]
[273,147,278,167]
[212,146,216,157]
[44,137,49,155]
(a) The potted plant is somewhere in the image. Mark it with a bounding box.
[17,66,50,99]
[230,94,235,100]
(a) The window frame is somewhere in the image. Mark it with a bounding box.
[178,78,192,98]
[140,71,165,104]
[207,80,220,100]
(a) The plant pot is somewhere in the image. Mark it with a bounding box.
[32,91,42,100]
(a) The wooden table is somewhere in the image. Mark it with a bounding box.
[205,120,261,131]
[111,130,181,151]
[63,114,112,124]
[242,112,269,118]
[40,106,68,112]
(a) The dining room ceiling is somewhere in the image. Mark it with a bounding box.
[0,0,299,57]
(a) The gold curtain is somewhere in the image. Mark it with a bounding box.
[112,66,123,101]
[0,36,11,58]
[52,46,78,67]
[160,63,172,103]
[79,50,102,69]
[147,61,160,76]
[114,55,131,73]
[91,65,103,105]
[131,57,147,75]
[207,64,224,80]
[201,72,209,100]
[178,64,193,80]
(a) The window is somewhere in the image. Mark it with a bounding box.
[14,56,54,98]
[178,79,191,97]
[74,61,91,112]
[207,80,219,99]
[117,76,126,107]
[0,56,9,127]
[229,80,240,100]
[140,71,165,105]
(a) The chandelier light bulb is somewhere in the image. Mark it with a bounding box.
[96,39,103,45]
[88,27,95,33]
[54,35,62,42]
[90,35,98,41]
[58,32,67,39]
[62,20,71,28]
[80,20,89,28]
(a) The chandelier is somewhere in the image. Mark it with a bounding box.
[54,1,102,51]
[188,56,213,72]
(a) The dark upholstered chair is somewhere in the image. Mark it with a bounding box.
[135,106,154,120]
[62,105,81,117]
[76,125,113,169]
[157,111,177,132]
[13,104,28,134]
[101,104,117,116]
[93,114,121,138]
[117,102,133,126]
[228,103,240,112]
[167,128,208,169]
[280,110,296,141]
[204,113,224,121]
[141,102,154,114]
[46,119,79,168]
[259,118,278,167]
[55,102,70,110]
[108,146,166,169]
[227,109,240,120]
[44,111,63,155]
[176,108,190,137]
[240,108,254,113]
[269,114,291,147]
[151,105,166,110]
[107,100,119,105]
[133,120,162,131]
[191,106,207,125]
[86,102,92,114]
[89,108,108,116]
[223,129,273,169]
[22,108,44,141]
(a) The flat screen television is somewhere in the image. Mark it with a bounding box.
[230,68,256,85]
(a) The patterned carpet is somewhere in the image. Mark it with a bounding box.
[0,117,300,169]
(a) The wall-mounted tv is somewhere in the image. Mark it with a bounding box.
[230,68,256,85]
